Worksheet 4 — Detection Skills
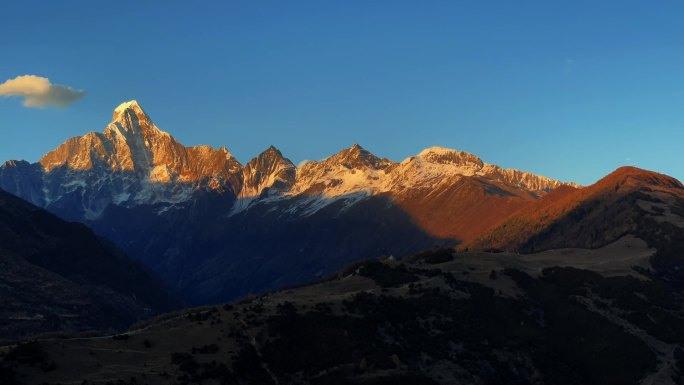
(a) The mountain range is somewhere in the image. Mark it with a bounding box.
[0,101,576,303]
[4,101,684,384]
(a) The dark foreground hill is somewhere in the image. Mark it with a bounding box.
[0,189,179,343]
[4,236,684,385]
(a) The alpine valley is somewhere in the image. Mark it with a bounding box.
[0,101,573,304]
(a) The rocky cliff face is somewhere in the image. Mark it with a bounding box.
[240,146,296,198]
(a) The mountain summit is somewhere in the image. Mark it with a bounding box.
[10,101,242,218]
[328,144,394,171]
[240,146,296,198]
[111,100,147,121]
[42,100,240,180]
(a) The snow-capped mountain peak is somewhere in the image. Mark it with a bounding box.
[322,144,395,171]
[240,146,296,198]
[289,145,394,198]
[27,101,245,217]
[387,147,485,191]
[107,100,164,139]
[112,100,147,121]
[416,146,484,169]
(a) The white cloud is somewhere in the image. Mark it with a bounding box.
[0,75,85,108]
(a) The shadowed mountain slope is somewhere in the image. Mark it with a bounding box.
[0,189,179,342]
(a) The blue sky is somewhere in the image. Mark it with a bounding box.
[1,1,683,185]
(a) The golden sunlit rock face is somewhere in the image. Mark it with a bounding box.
[39,101,242,185]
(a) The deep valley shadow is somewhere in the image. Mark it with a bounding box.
[89,192,458,304]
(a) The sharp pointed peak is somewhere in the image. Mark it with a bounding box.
[323,143,394,170]
[334,143,370,156]
[112,100,148,121]
[245,145,294,170]
[253,145,285,159]
[345,143,366,152]
[115,99,141,110]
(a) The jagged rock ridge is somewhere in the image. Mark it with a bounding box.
[1,100,573,219]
